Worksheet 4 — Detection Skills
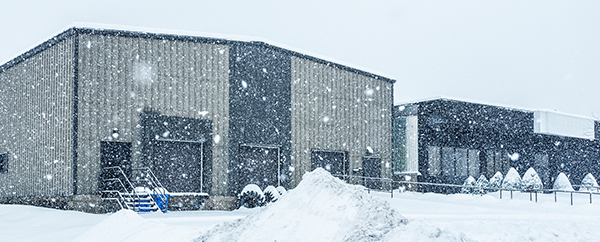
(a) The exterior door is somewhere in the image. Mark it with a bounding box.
[153,141,206,193]
[100,141,132,192]
[363,156,381,189]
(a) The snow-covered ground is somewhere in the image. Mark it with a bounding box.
[2,170,600,242]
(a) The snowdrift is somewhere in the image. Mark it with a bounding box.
[72,209,201,242]
[197,168,407,242]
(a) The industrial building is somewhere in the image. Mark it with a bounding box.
[392,97,600,191]
[0,26,394,212]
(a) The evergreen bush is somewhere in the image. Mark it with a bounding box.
[474,175,489,195]
[239,184,266,208]
[461,176,476,194]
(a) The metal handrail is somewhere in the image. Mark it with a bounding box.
[571,184,600,192]
[333,174,600,205]
[101,183,138,211]
[102,166,144,211]
[103,178,141,211]
[133,167,166,190]
[132,167,168,212]
[101,190,130,210]
[103,166,136,191]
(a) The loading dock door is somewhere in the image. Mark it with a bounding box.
[100,141,132,192]
[239,145,280,189]
[363,156,382,189]
[153,140,207,193]
[311,150,349,178]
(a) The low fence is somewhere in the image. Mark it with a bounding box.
[334,174,600,205]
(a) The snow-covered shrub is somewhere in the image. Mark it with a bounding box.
[238,184,265,208]
[474,175,489,195]
[488,172,503,189]
[276,186,287,196]
[461,176,476,194]
[199,168,407,242]
[502,168,522,190]
[263,185,280,203]
[522,167,543,190]
[553,172,574,191]
[579,173,599,192]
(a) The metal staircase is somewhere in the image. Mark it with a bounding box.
[101,166,169,213]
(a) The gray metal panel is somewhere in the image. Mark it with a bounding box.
[290,57,393,187]
[0,38,74,197]
[77,34,230,195]
[228,43,292,195]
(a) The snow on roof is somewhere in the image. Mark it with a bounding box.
[396,96,597,121]
[395,96,536,113]
[2,22,396,82]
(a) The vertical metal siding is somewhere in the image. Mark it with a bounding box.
[77,35,230,195]
[0,39,74,197]
[290,57,392,187]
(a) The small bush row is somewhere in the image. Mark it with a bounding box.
[461,167,598,194]
[238,184,288,208]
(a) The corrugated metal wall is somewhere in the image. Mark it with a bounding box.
[77,34,230,195]
[0,38,74,197]
[290,57,393,187]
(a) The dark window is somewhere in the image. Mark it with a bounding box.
[0,153,8,173]
[311,150,349,177]
[393,117,407,172]
[439,146,481,183]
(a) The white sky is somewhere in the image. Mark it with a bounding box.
[1,0,600,118]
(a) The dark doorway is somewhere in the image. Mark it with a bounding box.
[363,156,382,189]
[141,112,213,194]
[152,141,209,193]
[238,145,280,190]
[100,141,132,192]
[310,150,349,178]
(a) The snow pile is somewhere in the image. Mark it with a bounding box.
[522,167,543,190]
[553,172,574,191]
[579,173,599,192]
[384,219,475,242]
[197,168,407,242]
[502,168,522,189]
[73,210,146,242]
[72,209,200,242]
[488,172,503,188]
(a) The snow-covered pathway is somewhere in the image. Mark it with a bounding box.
[2,184,600,241]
